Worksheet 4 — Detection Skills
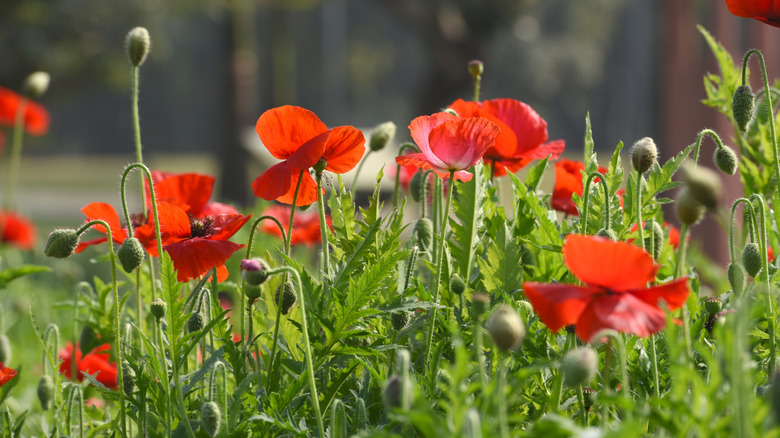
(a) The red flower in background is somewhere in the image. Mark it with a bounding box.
[448,98,565,176]
[523,234,690,342]
[0,87,49,136]
[59,343,118,389]
[725,0,780,27]
[551,159,609,216]
[75,202,165,255]
[148,171,239,217]
[0,210,36,250]
[395,112,500,181]
[0,363,16,386]
[260,205,331,247]
[252,106,365,207]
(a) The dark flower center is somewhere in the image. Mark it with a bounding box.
[130,213,146,229]
[190,216,215,238]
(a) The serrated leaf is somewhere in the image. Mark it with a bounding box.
[449,163,487,284]
[525,157,550,192]
[476,223,523,298]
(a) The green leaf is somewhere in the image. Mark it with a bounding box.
[525,157,550,192]
[583,112,594,170]
[449,163,487,284]
[0,265,50,289]
[476,223,524,298]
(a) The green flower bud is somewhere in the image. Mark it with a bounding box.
[562,346,598,388]
[274,280,297,315]
[468,60,484,79]
[44,228,79,258]
[742,242,763,278]
[122,361,135,394]
[704,297,723,315]
[117,237,145,273]
[732,85,755,132]
[355,398,367,430]
[383,375,411,412]
[37,375,54,410]
[390,310,410,331]
[727,262,747,295]
[369,121,396,152]
[200,401,221,437]
[240,258,270,286]
[187,312,204,334]
[683,163,722,209]
[313,158,327,173]
[487,304,525,352]
[150,298,167,320]
[450,273,466,295]
[714,146,738,175]
[126,27,151,67]
[413,218,433,252]
[597,228,617,241]
[630,137,658,174]
[676,188,705,226]
[0,335,11,365]
[471,292,490,321]
[22,71,50,99]
[410,171,424,203]
[644,221,664,260]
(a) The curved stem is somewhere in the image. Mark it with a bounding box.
[750,194,776,374]
[209,362,229,433]
[3,97,27,210]
[730,198,756,262]
[691,128,727,165]
[393,143,420,210]
[742,50,780,189]
[580,171,610,235]
[421,170,434,219]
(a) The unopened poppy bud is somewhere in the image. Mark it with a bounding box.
[682,163,722,209]
[187,312,204,333]
[714,146,738,175]
[44,228,80,258]
[241,258,270,286]
[23,71,50,99]
[742,242,763,278]
[413,218,433,251]
[450,273,466,295]
[630,137,658,174]
[79,326,97,354]
[468,60,484,79]
[471,292,490,320]
[274,280,297,315]
[597,228,617,241]
[390,310,410,331]
[644,221,664,259]
[487,304,525,351]
[117,237,145,273]
[732,85,755,132]
[727,262,747,295]
[200,401,222,437]
[410,171,424,203]
[150,298,167,320]
[676,188,705,226]
[245,284,262,302]
[369,121,396,152]
[355,398,367,430]
[704,297,722,315]
[122,361,135,394]
[0,335,10,365]
[313,158,327,173]
[126,27,151,67]
[37,375,54,410]
[562,346,598,388]
[582,387,598,409]
[383,375,411,411]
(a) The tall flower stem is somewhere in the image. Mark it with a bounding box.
[423,171,456,372]
[729,198,757,266]
[315,170,331,277]
[66,385,85,438]
[3,97,27,210]
[156,317,173,437]
[751,194,776,373]
[635,171,645,251]
[351,150,371,190]
[130,65,147,216]
[497,355,509,438]
[393,143,420,210]
[580,171,611,235]
[742,50,780,187]
[672,223,693,358]
[119,165,147,341]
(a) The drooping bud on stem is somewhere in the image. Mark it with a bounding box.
[732,84,755,132]
[44,229,80,258]
[241,258,270,286]
[117,237,145,273]
[369,121,396,152]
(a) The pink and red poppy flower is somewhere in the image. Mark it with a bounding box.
[0,87,49,136]
[725,0,780,27]
[0,210,36,250]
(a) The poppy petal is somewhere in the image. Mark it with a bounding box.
[0,210,36,250]
[575,293,668,342]
[210,213,252,241]
[287,131,330,169]
[428,118,500,171]
[725,0,780,19]
[482,98,550,156]
[156,201,192,241]
[255,106,327,160]
[200,202,240,217]
[323,126,366,173]
[81,202,129,243]
[75,236,109,253]
[152,173,215,216]
[252,162,294,202]
[629,277,690,312]
[165,238,245,282]
[523,282,601,334]
[395,153,473,181]
[276,170,319,206]
[447,99,481,118]
[408,112,457,169]
[563,234,657,290]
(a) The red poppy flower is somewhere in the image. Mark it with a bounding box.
[75,201,165,256]
[523,234,690,342]
[395,112,500,182]
[260,205,331,247]
[551,159,609,216]
[448,98,565,176]
[162,203,251,282]
[0,87,49,136]
[725,0,780,27]
[252,106,365,207]
[0,363,16,387]
[0,210,36,250]
[148,171,239,217]
[59,343,118,389]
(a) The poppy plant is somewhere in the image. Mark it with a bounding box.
[551,159,609,216]
[0,87,49,136]
[448,98,565,176]
[523,234,690,342]
[75,201,165,255]
[725,0,780,27]
[0,209,36,250]
[59,343,118,389]
[395,112,501,181]
[260,205,331,247]
[252,105,365,206]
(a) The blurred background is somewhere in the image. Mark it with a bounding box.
[1,0,779,263]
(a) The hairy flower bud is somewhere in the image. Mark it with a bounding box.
[390,310,410,331]
[241,258,270,286]
[369,121,396,152]
[117,237,145,273]
[410,171,424,203]
[413,218,434,252]
[187,312,204,333]
[742,242,763,278]
[23,71,50,99]
[644,221,664,259]
[597,228,617,241]
[683,163,722,209]
[450,273,466,295]
[383,375,411,412]
[126,27,151,67]
[487,304,525,351]
[727,262,747,296]
[44,228,80,258]
[676,188,705,226]
[200,401,222,437]
[150,298,167,320]
[274,280,297,315]
[37,375,54,410]
[732,85,755,132]
[122,361,136,394]
[714,146,738,175]
[468,60,484,79]
[471,292,490,321]
[630,137,658,174]
[245,284,262,302]
[562,346,598,388]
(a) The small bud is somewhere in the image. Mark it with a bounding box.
[468,60,484,78]
[597,228,617,241]
[486,304,525,352]
[562,346,599,388]
[79,326,97,354]
[732,85,755,132]
[390,311,410,331]
[125,27,151,67]
[644,221,664,260]
[37,375,54,410]
[0,335,10,365]
[122,361,135,394]
[463,408,482,438]
[582,387,598,409]
[413,218,434,252]
[187,312,204,333]
[714,146,738,175]
[682,163,722,209]
[471,292,490,321]
[44,228,80,258]
[742,242,763,278]
[383,375,411,412]
[150,298,167,320]
[410,171,424,203]
[704,297,722,315]
[245,284,262,302]
[450,273,466,295]
[241,258,270,286]
[200,401,222,437]
[630,137,658,174]
[369,121,396,152]
[22,71,50,99]
[313,158,327,173]
[676,188,705,226]
[274,280,297,315]
[727,262,747,295]
[117,237,146,273]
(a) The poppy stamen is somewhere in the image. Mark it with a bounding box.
[190,216,215,238]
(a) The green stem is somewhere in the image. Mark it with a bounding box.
[351,150,371,190]
[690,128,727,165]
[157,319,173,437]
[209,362,229,434]
[130,65,147,217]
[475,317,487,388]
[497,356,509,438]
[742,50,780,190]
[635,171,645,251]
[729,198,756,263]
[580,171,611,235]
[750,194,776,374]
[315,171,331,277]
[649,335,661,399]
[3,97,27,210]
[593,330,632,420]
[392,143,420,210]
[673,224,692,358]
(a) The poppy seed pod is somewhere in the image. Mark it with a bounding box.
[200,401,222,437]
[187,312,205,333]
[682,163,722,209]
[245,284,262,302]
[37,375,54,410]
[562,346,599,388]
[450,273,466,295]
[125,27,151,67]
[313,157,328,173]
[487,304,525,351]
[274,280,297,315]
[390,310,410,331]
[413,217,434,251]
[714,146,738,175]
[676,188,705,226]
[468,60,484,78]
[630,137,658,174]
[22,71,50,99]
[410,171,424,203]
[369,121,396,152]
[241,258,270,286]
[597,228,617,241]
[727,262,747,295]
[150,298,167,320]
[117,237,145,273]
[582,387,598,409]
[44,228,80,258]
[122,361,135,394]
[732,85,755,132]
[704,297,723,315]
[742,242,763,278]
